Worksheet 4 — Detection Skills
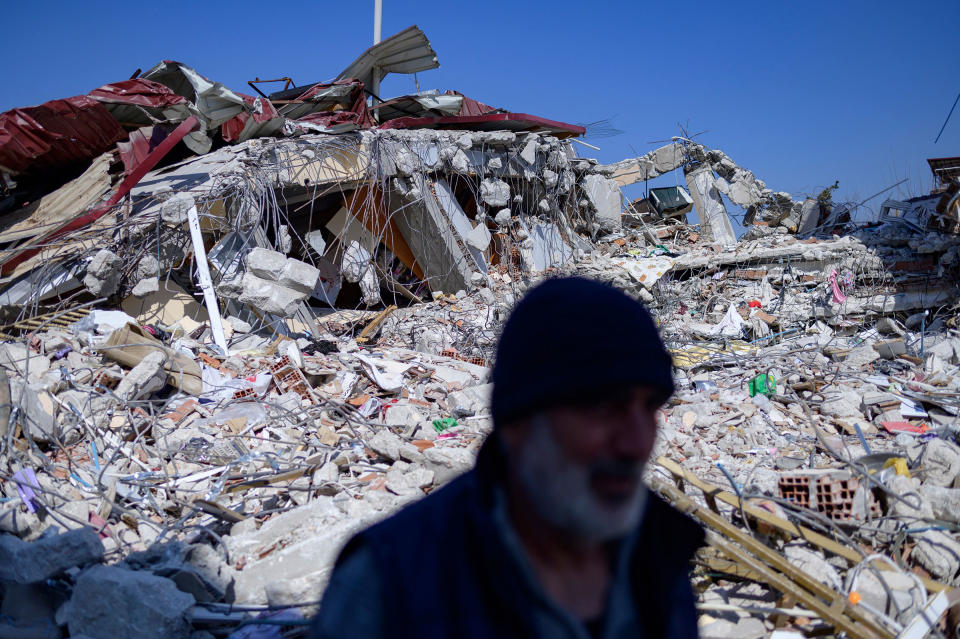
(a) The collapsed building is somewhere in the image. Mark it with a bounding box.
[1,24,960,639]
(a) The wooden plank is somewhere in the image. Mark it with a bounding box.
[655,456,949,594]
[356,305,396,344]
[706,530,882,639]
[655,478,895,638]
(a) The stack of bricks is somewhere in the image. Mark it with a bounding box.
[232,387,256,400]
[269,355,315,404]
[92,369,123,394]
[778,471,880,522]
[777,473,813,510]
[816,475,881,521]
[439,348,487,368]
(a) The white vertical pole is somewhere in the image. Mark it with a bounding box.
[187,205,229,354]
[371,0,383,102]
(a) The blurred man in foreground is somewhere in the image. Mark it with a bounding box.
[311,276,703,638]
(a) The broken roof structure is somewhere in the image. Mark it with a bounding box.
[0,24,959,639]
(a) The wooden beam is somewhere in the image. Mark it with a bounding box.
[655,456,949,594]
[655,478,895,639]
[356,305,396,344]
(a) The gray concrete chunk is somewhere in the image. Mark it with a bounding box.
[0,527,103,584]
[67,565,194,639]
[245,248,287,280]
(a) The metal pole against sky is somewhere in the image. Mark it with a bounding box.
[371,0,382,102]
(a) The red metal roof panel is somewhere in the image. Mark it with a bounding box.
[0,96,127,176]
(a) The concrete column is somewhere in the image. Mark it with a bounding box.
[685,165,736,248]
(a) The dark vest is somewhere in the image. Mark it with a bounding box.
[333,440,704,638]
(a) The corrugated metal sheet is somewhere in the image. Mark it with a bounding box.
[0,96,126,176]
[0,152,114,244]
[89,79,188,109]
[379,112,585,138]
[335,25,439,91]
[373,90,500,124]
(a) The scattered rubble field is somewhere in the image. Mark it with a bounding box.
[1,24,960,639]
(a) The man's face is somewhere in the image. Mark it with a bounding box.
[502,386,662,542]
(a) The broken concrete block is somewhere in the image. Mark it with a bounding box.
[386,465,434,495]
[359,265,382,306]
[278,258,320,294]
[278,224,292,253]
[314,462,340,484]
[783,541,840,588]
[0,343,49,382]
[844,344,881,368]
[920,438,960,487]
[912,529,960,583]
[447,383,492,417]
[422,447,475,485]
[519,135,538,164]
[224,315,251,333]
[395,149,419,176]
[465,222,491,251]
[9,380,57,443]
[392,179,482,295]
[341,241,371,283]
[0,527,103,583]
[383,403,427,428]
[873,339,906,359]
[131,277,160,297]
[245,247,287,281]
[83,249,123,297]
[216,275,244,299]
[796,198,820,236]
[451,149,471,173]
[135,255,159,280]
[368,430,405,461]
[581,174,622,231]
[918,484,960,523]
[238,272,305,317]
[852,568,922,624]
[480,179,510,207]
[67,565,194,639]
[159,193,194,225]
[115,351,167,401]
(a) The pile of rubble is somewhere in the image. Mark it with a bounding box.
[1,24,960,639]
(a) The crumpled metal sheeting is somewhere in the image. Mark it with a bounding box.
[0,95,127,177]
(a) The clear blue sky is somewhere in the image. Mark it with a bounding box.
[4,0,958,222]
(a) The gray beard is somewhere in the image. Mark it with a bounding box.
[513,415,648,543]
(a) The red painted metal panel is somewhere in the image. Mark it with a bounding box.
[221,93,282,143]
[0,96,127,175]
[378,112,585,137]
[0,116,199,276]
[88,79,188,109]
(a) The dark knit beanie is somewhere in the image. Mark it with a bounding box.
[490,276,674,426]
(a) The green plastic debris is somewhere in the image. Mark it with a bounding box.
[432,418,458,433]
[748,374,777,397]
